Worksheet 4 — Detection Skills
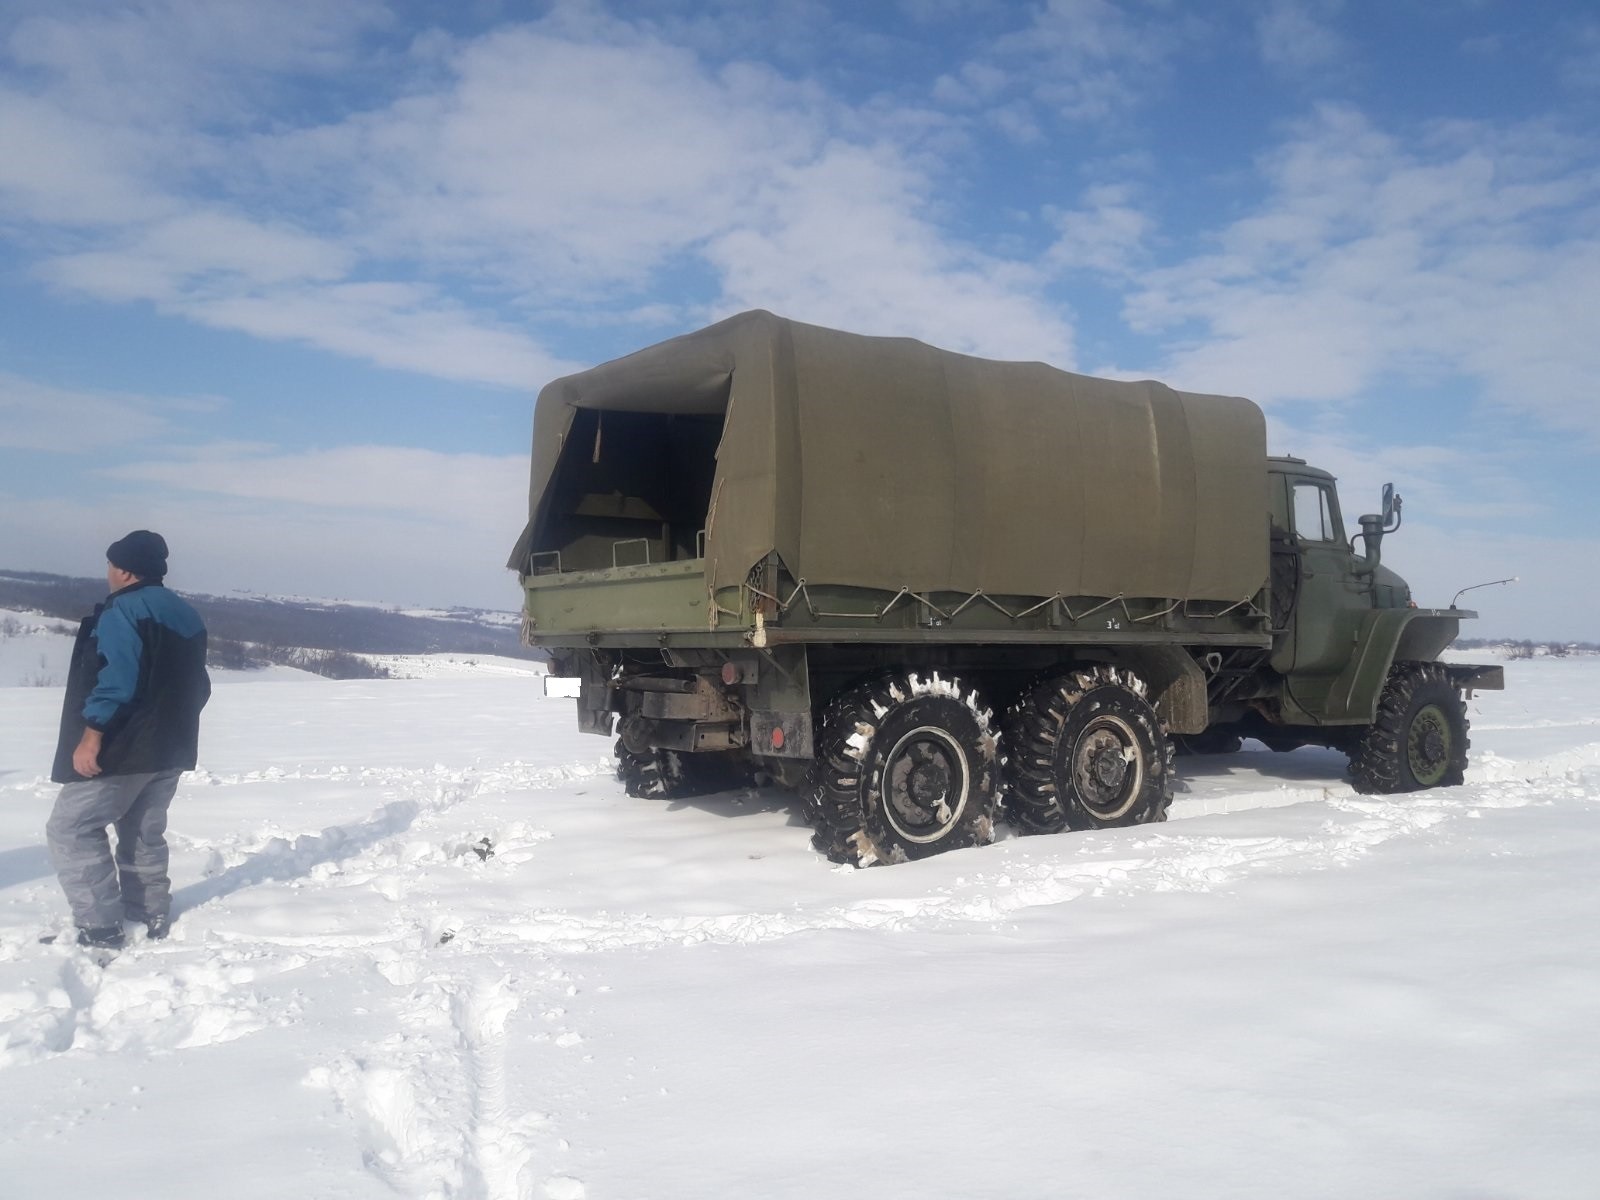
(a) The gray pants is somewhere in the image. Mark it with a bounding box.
[46,770,181,930]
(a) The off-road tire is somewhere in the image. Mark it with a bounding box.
[1348,662,1468,794]
[615,741,751,800]
[1002,666,1174,834]
[802,671,1000,867]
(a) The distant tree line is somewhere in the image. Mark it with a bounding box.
[1455,637,1598,659]
[204,637,392,679]
[1,569,542,681]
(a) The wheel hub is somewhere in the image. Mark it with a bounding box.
[1408,704,1452,785]
[907,759,951,806]
[1088,738,1129,790]
[1070,717,1144,820]
[882,726,971,843]
[1421,727,1445,761]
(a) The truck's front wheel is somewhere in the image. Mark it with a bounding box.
[1003,666,1174,833]
[803,672,1000,866]
[1349,662,1469,794]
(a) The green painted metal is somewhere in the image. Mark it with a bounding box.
[522,558,728,636]
[1317,610,1465,724]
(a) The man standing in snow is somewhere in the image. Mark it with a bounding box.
[46,531,211,951]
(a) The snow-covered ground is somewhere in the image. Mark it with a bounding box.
[0,608,79,688]
[1,647,1597,1199]
[360,652,547,680]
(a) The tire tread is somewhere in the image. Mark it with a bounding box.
[1348,661,1469,795]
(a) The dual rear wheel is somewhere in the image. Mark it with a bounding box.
[801,665,1174,865]
[1002,666,1175,834]
[802,671,1002,867]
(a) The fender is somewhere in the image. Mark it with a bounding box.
[1106,645,1209,734]
[1320,608,1491,723]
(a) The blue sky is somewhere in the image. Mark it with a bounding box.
[1,0,1597,638]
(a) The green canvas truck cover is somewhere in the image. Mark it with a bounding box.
[509,310,1269,605]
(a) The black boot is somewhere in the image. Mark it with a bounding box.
[76,925,126,950]
[126,910,171,940]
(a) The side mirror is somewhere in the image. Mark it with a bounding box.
[1381,482,1394,523]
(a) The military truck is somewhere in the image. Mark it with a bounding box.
[508,311,1503,866]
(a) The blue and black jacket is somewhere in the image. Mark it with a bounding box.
[52,580,212,783]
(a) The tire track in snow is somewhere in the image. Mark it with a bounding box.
[162,751,1600,964]
[432,767,1600,955]
[311,969,557,1200]
[452,976,538,1200]
[172,759,610,916]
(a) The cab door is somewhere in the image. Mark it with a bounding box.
[1280,474,1366,675]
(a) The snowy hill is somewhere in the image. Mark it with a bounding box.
[0,607,325,686]
[0,656,1596,1197]
[0,570,541,666]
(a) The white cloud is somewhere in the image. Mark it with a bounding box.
[103,445,529,524]
[5,5,1077,384]
[46,443,542,608]
[3,0,389,126]
[38,218,570,387]
[303,25,828,294]
[0,87,178,225]
[187,284,573,389]
[936,0,1193,129]
[1558,19,1600,92]
[42,212,351,303]
[1117,107,1600,440]
[0,372,204,452]
[704,142,1076,362]
[1256,0,1347,76]
[1047,183,1153,275]
[1259,416,1543,527]
[0,4,574,390]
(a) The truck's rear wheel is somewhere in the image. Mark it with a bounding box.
[1348,662,1468,794]
[615,741,751,800]
[802,671,1000,866]
[1003,666,1174,833]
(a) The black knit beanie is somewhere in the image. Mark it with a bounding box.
[107,530,169,580]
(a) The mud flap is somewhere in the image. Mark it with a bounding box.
[750,710,813,758]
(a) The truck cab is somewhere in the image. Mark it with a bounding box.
[1268,458,1410,678]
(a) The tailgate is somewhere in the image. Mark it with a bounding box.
[521,559,727,638]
